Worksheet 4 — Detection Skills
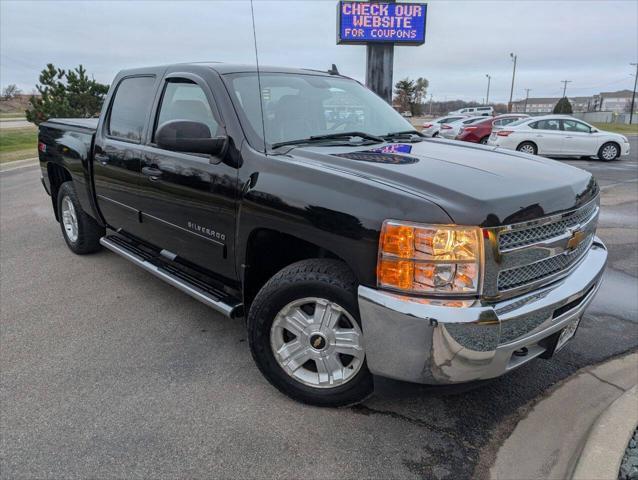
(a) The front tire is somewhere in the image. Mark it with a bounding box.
[57,181,105,254]
[248,259,373,407]
[597,142,620,161]
[517,141,538,155]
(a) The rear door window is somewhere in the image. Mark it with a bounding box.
[534,119,561,131]
[107,76,156,142]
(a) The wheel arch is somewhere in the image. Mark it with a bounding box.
[599,140,621,160]
[242,228,355,308]
[46,163,73,221]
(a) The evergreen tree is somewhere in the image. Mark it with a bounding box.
[26,64,109,124]
[553,97,573,114]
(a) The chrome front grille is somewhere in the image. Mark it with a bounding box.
[482,197,600,299]
[497,234,593,290]
[499,200,598,250]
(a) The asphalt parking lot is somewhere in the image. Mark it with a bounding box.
[1,142,637,479]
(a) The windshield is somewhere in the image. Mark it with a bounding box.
[225,72,416,149]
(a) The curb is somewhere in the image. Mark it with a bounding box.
[0,157,38,173]
[572,385,638,480]
[489,352,638,480]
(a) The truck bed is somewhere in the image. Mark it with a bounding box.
[43,117,99,131]
[38,117,99,221]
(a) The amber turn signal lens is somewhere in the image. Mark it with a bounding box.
[377,220,482,294]
[379,224,415,258]
[377,258,414,290]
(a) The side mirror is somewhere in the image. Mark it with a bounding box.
[156,120,227,156]
[590,128,598,133]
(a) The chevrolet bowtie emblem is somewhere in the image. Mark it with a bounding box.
[566,229,586,251]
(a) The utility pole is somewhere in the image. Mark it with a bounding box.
[508,53,517,112]
[561,80,572,98]
[523,88,531,113]
[485,74,491,105]
[630,63,637,125]
[428,93,433,115]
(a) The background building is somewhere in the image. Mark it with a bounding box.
[511,96,593,114]
[591,89,634,113]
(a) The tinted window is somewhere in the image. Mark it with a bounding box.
[500,118,518,126]
[155,81,219,139]
[227,73,414,147]
[534,119,561,131]
[563,119,591,133]
[509,118,529,127]
[108,76,155,142]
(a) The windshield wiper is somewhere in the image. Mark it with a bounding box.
[383,130,424,142]
[271,131,384,149]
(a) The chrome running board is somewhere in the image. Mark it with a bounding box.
[100,235,242,318]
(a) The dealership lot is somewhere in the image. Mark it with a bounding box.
[1,147,637,479]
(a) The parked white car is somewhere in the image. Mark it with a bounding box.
[449,106,494,116]
[421,115,468,137]
[487,115,630,161]
[438,116,486,139]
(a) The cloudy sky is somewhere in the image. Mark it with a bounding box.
[1,0,636,103]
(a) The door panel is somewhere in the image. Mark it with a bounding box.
[561,120,597,155]
[93,141,143,234]
[137,147,238,279]
[93,75,157,236]
[531,119,564,155]
[135,77,239,281]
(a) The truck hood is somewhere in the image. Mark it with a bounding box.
[291,139,598,227]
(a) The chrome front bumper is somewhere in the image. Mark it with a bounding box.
[358,238,607,384]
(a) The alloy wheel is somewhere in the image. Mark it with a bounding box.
[601,144,618,160]
[270,297,364,389]
[61,196,79,242]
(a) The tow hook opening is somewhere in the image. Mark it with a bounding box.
[513,347,529,357]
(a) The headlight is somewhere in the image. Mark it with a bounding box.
[377,220,482,295]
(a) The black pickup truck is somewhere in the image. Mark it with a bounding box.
[38,63,607,406]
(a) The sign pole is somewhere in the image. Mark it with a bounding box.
[337,1,427,105]
[366,43,394,104]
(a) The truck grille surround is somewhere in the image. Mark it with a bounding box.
[482,197,600,299]
[497,234,593,291]
[498,200,598,250]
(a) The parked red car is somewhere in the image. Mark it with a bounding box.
[456,114,529,144]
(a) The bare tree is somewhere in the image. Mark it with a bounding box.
[2,84,21,100]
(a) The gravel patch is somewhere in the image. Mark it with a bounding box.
[619,427,638,480]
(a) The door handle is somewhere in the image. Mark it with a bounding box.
[142,166,162,181]
[95,153,110,165]
[564,136,573,139]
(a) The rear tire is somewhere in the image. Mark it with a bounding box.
[248,259,373,407]
[597,142,620,161]
[57,181,104,254]
[432,132,439,138]
[516,141,538,155]
[479,136,489,145]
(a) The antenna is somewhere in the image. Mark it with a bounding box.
[250,0,267,153]
[328,64,340,75]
